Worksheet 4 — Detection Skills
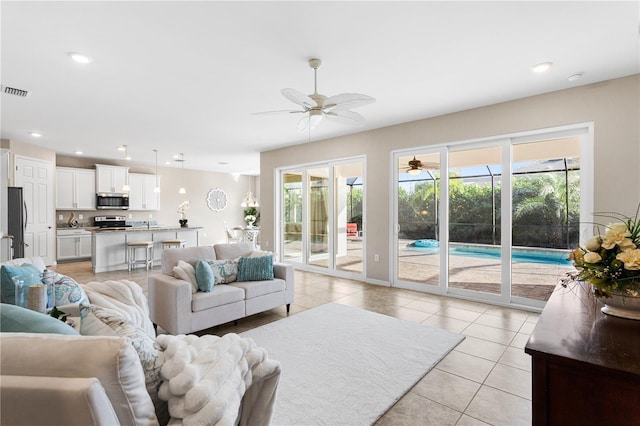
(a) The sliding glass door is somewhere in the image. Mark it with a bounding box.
[307,167,329,268]
[448,145,503,298]
[279,158,365,278]
[396,152,442,288]
[393,125,591,308]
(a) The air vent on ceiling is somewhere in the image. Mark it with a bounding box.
[2,85,30,98]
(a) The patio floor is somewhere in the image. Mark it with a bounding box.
[284,239,573,302]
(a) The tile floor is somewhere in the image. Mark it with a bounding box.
[53,262,538,426]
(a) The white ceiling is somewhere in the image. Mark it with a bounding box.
[1,1,638,175]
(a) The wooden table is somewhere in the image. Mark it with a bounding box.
[525,281,640,425]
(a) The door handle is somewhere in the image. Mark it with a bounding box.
[23,201,28,231]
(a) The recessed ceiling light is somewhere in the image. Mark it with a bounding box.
[68,52,93,64]
[74,150,83,155]
[532,62,553,73]
[29,132,42,137]
[568,72,584,82]
[164,161,171,165]
[117,145,126,151]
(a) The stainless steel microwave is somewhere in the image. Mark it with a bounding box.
[96,193,129,210]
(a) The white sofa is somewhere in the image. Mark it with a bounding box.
[1,255,283,426]
[1,333,159,425]
[148,243,294,335]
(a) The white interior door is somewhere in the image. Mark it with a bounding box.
[15,156,55,265]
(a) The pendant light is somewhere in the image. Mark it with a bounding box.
[121,145,131,192]
[153,149,160,193]
[177,153,186,194]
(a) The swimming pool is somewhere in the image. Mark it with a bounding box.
[405,240,572,266]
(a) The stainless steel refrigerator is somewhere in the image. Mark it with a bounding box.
[8,187,26,259]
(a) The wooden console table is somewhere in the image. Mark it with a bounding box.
[525,281,640,425]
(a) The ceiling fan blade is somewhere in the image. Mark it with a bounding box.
[252,109,306,115]
[282,88,317,108]
[325,109,365,126]
[323,93,376,111]
[422,162,441,169]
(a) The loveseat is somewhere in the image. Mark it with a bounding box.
[148,242,294,335]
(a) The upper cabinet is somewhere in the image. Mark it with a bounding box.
[95,164,129,193]
[56,167,96,210]
[128,173,161,211]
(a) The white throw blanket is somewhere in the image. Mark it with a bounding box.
[156,333,281,426]
[82,279,156,338]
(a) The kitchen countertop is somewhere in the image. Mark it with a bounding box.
[91,226,202,233]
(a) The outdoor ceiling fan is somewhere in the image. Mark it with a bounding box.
[401,156,440,175]
[253,58,375,132]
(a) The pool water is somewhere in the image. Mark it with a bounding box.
[405,241,572,266]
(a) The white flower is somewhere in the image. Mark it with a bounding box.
[616,248,640,271]
[177,201,191,218]
[585,236,602,252]
[583,252,602,263]
[601,223,635,250]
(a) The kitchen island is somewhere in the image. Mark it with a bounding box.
[92,226,202,273]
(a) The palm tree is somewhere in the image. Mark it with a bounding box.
[512,171,580,248]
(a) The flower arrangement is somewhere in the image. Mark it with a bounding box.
[245,214,256,226]
[177,201,190,227]
[567,205,640,298]
[177,201,190,219]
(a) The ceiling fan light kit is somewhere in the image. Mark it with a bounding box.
[401,156,440,175]
[256,58,375,131]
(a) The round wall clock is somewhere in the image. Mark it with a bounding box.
[206,188,228,212]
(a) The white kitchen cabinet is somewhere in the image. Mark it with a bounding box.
[57,229,92,261]
[56,167,96,210]
[128,173,160,211]
[95,164,129,193]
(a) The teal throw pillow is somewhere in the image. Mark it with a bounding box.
[205,258,239,285]
[237,255,274,282]
[195,260,215,292]
[1,264,43,305]
[0,303,79,335]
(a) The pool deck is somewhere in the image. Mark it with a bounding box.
[284,239,573,302]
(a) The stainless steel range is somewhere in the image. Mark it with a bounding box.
[93,216,131,230]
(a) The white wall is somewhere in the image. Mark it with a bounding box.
[260,74,640,283]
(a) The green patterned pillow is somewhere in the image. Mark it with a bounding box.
[237,255,274,282]
[205,258,239,285]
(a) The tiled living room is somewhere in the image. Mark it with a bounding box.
[1,1,638,425]
[48,261,537,425]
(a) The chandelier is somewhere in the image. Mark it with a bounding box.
[241,192,259,208]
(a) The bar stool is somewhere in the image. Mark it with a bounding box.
[162,239,186,249]
[127,241,154,272]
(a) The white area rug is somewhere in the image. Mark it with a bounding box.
[240,303,464,425]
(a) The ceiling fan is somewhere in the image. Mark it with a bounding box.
[401,156,440,175]
[254,58,375,132]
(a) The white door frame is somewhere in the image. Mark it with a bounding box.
[276,155,366,281]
